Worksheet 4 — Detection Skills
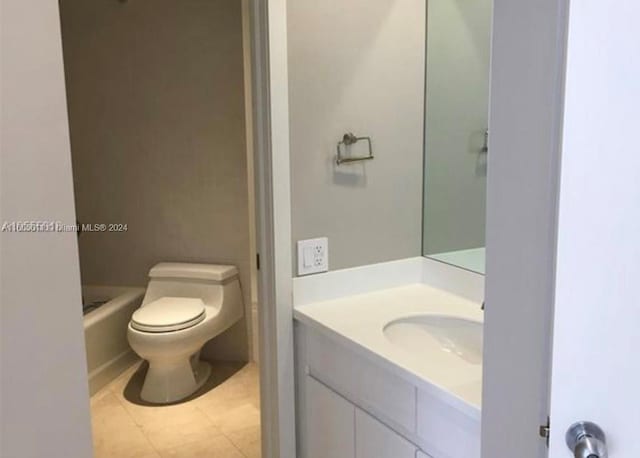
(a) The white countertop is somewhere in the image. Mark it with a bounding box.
[294,283,484,419]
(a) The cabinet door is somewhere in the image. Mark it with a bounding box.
[305,376,355,458]
[355,408,416,458]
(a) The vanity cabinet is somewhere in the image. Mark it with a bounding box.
[304,375,419,458]
[305,377,355,458]
[295,321,480,458]
[355,407,417,458]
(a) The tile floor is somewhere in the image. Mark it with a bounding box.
[90,360,261,458]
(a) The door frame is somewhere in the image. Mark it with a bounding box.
[249,1,297,457]
[482,0,569,457]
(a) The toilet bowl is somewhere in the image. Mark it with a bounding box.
[127,262,244,404]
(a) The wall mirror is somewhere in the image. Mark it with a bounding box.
[422,0,493,274]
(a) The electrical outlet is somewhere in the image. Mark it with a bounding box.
[297,237,329,276]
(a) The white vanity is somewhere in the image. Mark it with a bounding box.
[293,268,484,458]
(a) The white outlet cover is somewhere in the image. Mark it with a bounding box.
[297,237,329,276]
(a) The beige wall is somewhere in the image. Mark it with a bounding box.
[287,0,425,273]
[60,0,252,361]
[1,1,93,456]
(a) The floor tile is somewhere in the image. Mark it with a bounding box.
[195,380,261,435]
[91,393,159,458]
[211,402,261,435]
[226,425,262,458]
[158,435,244,458]
[90,360,260,457]
[139,410,223,451]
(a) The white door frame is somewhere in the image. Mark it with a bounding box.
[482,0,569,457]
[249,1,297,458]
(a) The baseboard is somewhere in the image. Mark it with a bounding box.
[88,350,139,396]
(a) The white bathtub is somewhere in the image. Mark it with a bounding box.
[83,286,145,395]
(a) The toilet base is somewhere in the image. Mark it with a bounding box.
[140,359,211,404]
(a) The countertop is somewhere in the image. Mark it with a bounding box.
[293,283,484,420]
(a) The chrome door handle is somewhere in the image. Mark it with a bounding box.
[566,421,608,458]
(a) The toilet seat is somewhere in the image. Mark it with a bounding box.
[131,297,206,333]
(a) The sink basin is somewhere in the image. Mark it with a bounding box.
[383,315,483,365]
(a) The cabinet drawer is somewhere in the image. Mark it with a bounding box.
[306,328,416,433]
[416,388,480,458]
[355,408,416,458]
[305,376,355,458]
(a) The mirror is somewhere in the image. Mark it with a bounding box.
[422,0,493,274]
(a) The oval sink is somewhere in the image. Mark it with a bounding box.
[383,315,483,365]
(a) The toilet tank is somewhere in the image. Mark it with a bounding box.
[141,263,243,317]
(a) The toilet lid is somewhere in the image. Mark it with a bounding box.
[131,297,206,332]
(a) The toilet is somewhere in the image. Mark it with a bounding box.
[127,262,244,404]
